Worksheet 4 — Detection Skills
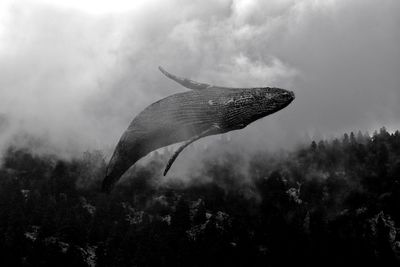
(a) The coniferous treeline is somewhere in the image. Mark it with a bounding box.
[0,128,399,266]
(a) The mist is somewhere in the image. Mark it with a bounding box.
[0,0,399,159]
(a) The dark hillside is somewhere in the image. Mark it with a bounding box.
[0,127,399,266]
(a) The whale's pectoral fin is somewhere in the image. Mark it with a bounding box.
[159,66,211,90]
[163,124,221,176]
[159,66,227,90]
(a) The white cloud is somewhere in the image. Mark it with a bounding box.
[0,0,398,158]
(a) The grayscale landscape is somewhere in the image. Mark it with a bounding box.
[0,0,399,266]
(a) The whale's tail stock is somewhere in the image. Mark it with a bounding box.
[101,146,131,194]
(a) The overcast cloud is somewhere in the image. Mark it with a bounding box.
[0,0,399,159]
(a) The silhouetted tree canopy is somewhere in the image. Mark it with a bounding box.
[0,128,400,266]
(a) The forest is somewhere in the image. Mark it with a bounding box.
[0,127,399,266]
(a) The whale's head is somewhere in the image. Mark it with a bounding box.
[220,87,295,128]
[259,87,295,113]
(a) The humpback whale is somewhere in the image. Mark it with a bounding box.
[101,67,295,193]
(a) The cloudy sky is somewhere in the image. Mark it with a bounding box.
[0,0,399,158]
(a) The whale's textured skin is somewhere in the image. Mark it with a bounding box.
[101,67,295,193]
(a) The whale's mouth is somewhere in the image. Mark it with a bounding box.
[288,90,295,99]
[278,90,295,106]
[282,90,295,101]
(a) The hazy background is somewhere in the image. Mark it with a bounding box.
[0,0,399,159]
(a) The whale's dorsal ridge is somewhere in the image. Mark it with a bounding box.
[159,66,224,90]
